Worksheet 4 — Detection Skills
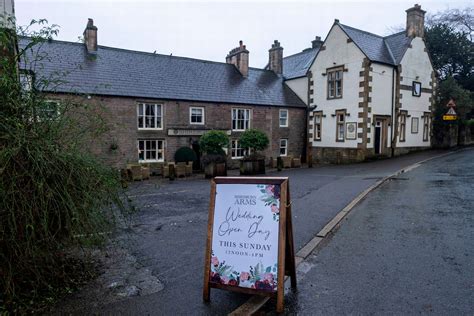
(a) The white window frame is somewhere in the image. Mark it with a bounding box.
[189,106,205,125]
[336,111,346,142]
[399,111,407,142]
[423,114,430,141]
[279,138,288,156]
[411,117,419,134]
[313,112,322,141]
[232,108,251,131]
[328,67,343,99]
[138,139,165,162]
[137,103,163,130]
[279,109,288,127]
[231,139,245,159]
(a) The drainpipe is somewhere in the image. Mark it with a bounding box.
[390,67,395,157]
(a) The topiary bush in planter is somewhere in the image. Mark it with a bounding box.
[239,129,269,175]
[174,146,197,163]
[199,131,229,178]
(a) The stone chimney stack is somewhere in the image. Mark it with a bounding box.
[83,18,98,54]
[311,36,323,49]
[406,4,426,38]
[226,40,249,77]
[268,40,283,75]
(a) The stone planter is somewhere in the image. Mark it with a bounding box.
[240,157,266,175]
[204,162,227,178]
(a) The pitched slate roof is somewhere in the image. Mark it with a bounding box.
[282,47,319,80]
[338,23,412,65]
[19,38,306,108]
[384,31,413,64]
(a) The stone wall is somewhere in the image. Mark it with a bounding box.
[311,147,368,164]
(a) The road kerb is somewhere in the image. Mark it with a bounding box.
[228,149,462,315]
[296,236,324,259]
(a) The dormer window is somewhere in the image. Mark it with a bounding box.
[327,67,343,99]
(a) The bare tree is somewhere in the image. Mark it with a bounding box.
[427,7,473,41]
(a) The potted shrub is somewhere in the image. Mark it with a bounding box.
[175,147,197,176]
[239,129,269,175]
[199,130,229,178]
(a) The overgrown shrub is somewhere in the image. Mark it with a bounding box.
[0,20,127,313]
[174,146,197,162]
[238,129,269,157]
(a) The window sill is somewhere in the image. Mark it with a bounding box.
[231,157,243,160]
[190,122,205,125]
[138,128,164,131]
[327,96,343,100]
[139,159,164,163]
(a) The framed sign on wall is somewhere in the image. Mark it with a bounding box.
[203,177,296,313]
[346,122,357,140]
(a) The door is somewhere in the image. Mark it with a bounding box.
[374,120,382,155]
[192,141,201,171]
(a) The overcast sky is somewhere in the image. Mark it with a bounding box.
[15,0,472,67]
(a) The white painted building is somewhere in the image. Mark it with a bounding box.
[0,0,15,29]
[288,4,435,163]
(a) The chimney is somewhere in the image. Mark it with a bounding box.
[311,36,323,49]
[226,40,249,77]
[406,4,426,38]
[83,18,98,54]
[268,40,283,75]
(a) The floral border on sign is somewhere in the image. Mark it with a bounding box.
[257,184,280,221]
[210,253,278,292]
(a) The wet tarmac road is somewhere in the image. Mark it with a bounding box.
[54,149,458,315]
[271,148,474,315]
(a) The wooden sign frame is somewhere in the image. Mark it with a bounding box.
[203,177,296,313]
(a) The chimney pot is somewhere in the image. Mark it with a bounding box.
[83,18,98,54]
[406,4,426,38]
[335,19,340,23]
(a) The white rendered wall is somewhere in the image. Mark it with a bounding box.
[370,63,395,149]
[0,0,15,29]
[398,37,432,148]
[308,24,365,148]
[285,77,308,105]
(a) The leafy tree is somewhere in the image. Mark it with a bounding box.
[199,130,229,155]
[434,77,473,121]
[239,129,269,157]
[425,23,474,90]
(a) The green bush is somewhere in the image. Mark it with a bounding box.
[199,130,229,154]
[239,129,269,156]
[0,20,127,313]
[174,146,197,162]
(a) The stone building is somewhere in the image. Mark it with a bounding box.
[19,21,307,169]
[306,4,434,163]
[19,4,434,168]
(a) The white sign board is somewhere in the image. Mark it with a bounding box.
[210,183,280,291]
